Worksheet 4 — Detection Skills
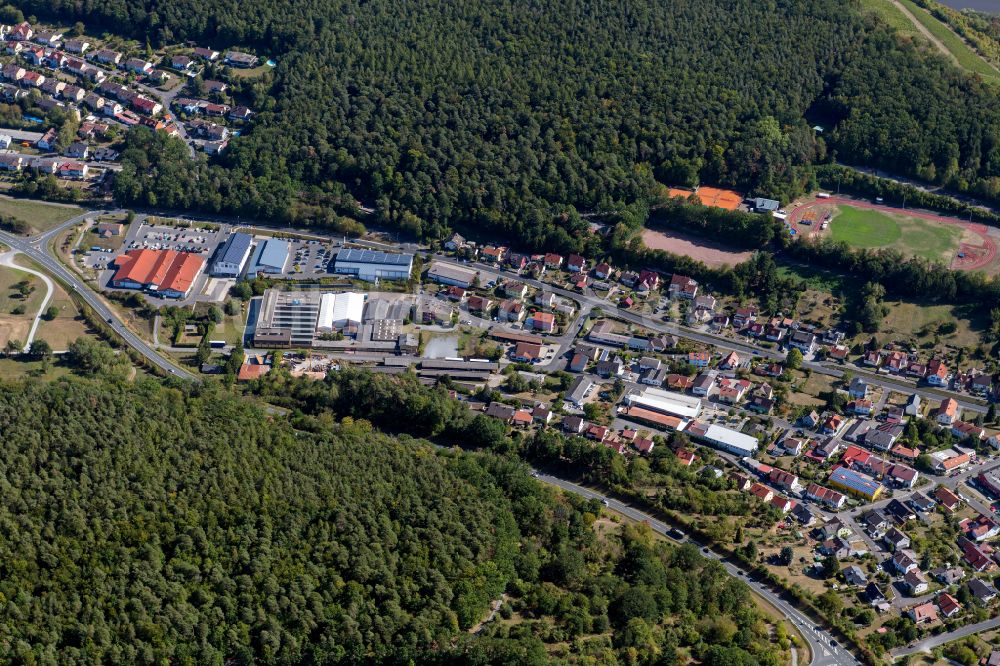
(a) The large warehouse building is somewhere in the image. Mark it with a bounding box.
[211,232,253,277]
[623,387,702,420]
[110,249,205,298]
[317,292,365,331]
[685,421,759,456]
[248,238,289,274]
[334,248,413,281]
[253,290,321,347]
[427,261,478,288]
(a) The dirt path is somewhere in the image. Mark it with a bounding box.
[890,0,958,65]
[468,593,507,634]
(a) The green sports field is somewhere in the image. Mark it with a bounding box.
[828,205,964,264]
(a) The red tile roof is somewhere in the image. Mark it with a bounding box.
[113,249,204,295]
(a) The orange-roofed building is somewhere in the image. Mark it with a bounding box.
[676,448,697,466]
[749,483,774,502]
[111,249,205,298]
[238,363,270,382]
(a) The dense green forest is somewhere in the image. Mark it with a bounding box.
[0,377,783,664]
[21,0,1000,250]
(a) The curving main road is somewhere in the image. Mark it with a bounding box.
[0,212,196,380]
[532,471,859,666]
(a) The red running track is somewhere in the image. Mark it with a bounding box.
[788,196,996,271]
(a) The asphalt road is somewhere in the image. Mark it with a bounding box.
[891,614,1000,657]
[0,203,986,663]
[0,212,196,380]
[427,255,989,415]
[532,471,859,666]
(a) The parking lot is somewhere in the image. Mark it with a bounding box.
[283,238,339,277]
[85,218,227,295]
[126,221,224,257]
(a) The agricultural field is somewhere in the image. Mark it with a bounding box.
[0,196,84,234]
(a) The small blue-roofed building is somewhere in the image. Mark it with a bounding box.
[829,466,883,501]
[211,232,253,277]
[334,248,413,281]
[248,238,289,274]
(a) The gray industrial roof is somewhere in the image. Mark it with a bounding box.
[754,197,780,211]
[337,248,413,265]
[253,239,289,269]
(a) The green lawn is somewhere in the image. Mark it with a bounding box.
[0,263,45,316]
[880,301,984,348]
[858,0,922,37]
[775,263,857,295]
[228,63,272,79]
[829,205,963,263]
[898,0,1000,82]
[830,207,902,248]
[0,196,85,234]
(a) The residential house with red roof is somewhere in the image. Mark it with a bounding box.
[959,537,995,572]
[962,515,1000,543]
[543,253,563,269]
[719,351,740,370]
[906,602,938,624]
[936,398,959,425]
[934,486,962,512]
[938,593,961,618]
[587,424,610,442]
[633,437,655,455]
[769,468,801,493]
[749,483,774,503]
[806,483,846,509]
[927,358,949,386]
[481,245,506,263]
[771,496,795,513]
[529,311,556,333]
[567,254,586,272]
[732,306,756,328]
[669,274,698,299]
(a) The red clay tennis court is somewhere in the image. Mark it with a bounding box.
[666,186,743,211]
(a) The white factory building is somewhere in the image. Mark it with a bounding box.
[317,292,365,331]
[698,424,759,456]
[211,232,253,277]
[624,387,702,420]
[334,248,414,282]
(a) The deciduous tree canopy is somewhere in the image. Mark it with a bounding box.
[0,377,780,664]
[27,0,1000,248]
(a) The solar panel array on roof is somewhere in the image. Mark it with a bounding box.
[829,467,882,498]
[220,232,252,264]
[212,232,253,276]
[334,248,414,281]
[336,248,412,265]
